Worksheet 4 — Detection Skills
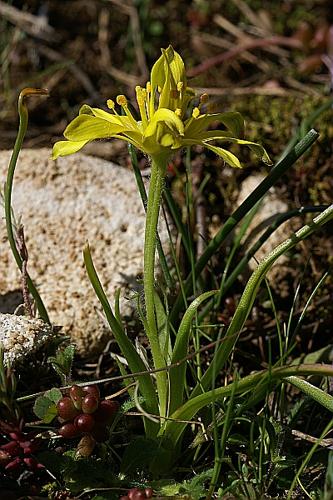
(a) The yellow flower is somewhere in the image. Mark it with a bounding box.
[52,46,271,168]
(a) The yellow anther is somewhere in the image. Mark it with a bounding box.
[175,108,182,116]
[116,95,128,106]
[177,82,184,91]
[135,86,145,106]
[146,81,151,93]
[192,107,200,118]
[107,99,115,110]
[200,93,209,104]
[157,85,162,93]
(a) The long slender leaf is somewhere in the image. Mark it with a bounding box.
[168,290,218,414]
[162,363,333,445]
[198,205,328,323]
[169,129,319,324]
[191,203,333,398]
[284,376,333,412]
[83,243,159,436]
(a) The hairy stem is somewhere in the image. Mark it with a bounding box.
[144,156,168,417]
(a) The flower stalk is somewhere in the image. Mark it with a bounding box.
[143,156,168,416]
[53,45,271,425]
[5,88,50,323]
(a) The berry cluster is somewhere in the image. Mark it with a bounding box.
[120,487,153,500]
[57,384,119,442]
[0,427,43,473]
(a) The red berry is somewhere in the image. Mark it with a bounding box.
[128,489,145,500]
[69,384,83,410]
[94,400,119,424]
[145,488,153,498]
[82,385,100,400]
[59,422,80,439]
[74,414,95,433]
[82,395,99,414]
[57,396,80,421]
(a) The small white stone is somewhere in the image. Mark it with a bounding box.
[0,313,53,365]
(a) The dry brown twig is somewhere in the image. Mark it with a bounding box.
[192,85,293,97]
[98,8,140,88]
[101,0,148,86]
[192,31,271,72]
[0,1,57,42]
[34,44,99,102]
[15,225,34,318]
[188,36,303,78]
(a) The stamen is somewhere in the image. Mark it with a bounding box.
[107,99,115,110]
[135,86,148,128]
[146,82,151,93]
[192,107,200,119]
[116,94,137,127]
[177,82,184,91]
[116,95,128,107]
[107,99,119,115]
[175,108,182,117]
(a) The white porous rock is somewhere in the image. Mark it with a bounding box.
[0,148,167,355]
[0,313,53,365]
[236,173,298,294]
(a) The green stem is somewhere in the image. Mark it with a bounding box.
[4,88,50,323]
[129,145,173,289]
[144,156,168,417]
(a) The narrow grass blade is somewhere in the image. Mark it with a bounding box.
[163,364,333,446]
[198,205,328,323]
[83,243,159,436]
[168,290,218,414]
[192,203,333,398]
[169,129,319,324]
[163,186,194,263]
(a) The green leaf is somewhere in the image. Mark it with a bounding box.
[33,392,59,423]
[44,387,62,404]
[83,244,159,437]
[48,344,75,383]
[169,290,218,413]
[284,376,333,412]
